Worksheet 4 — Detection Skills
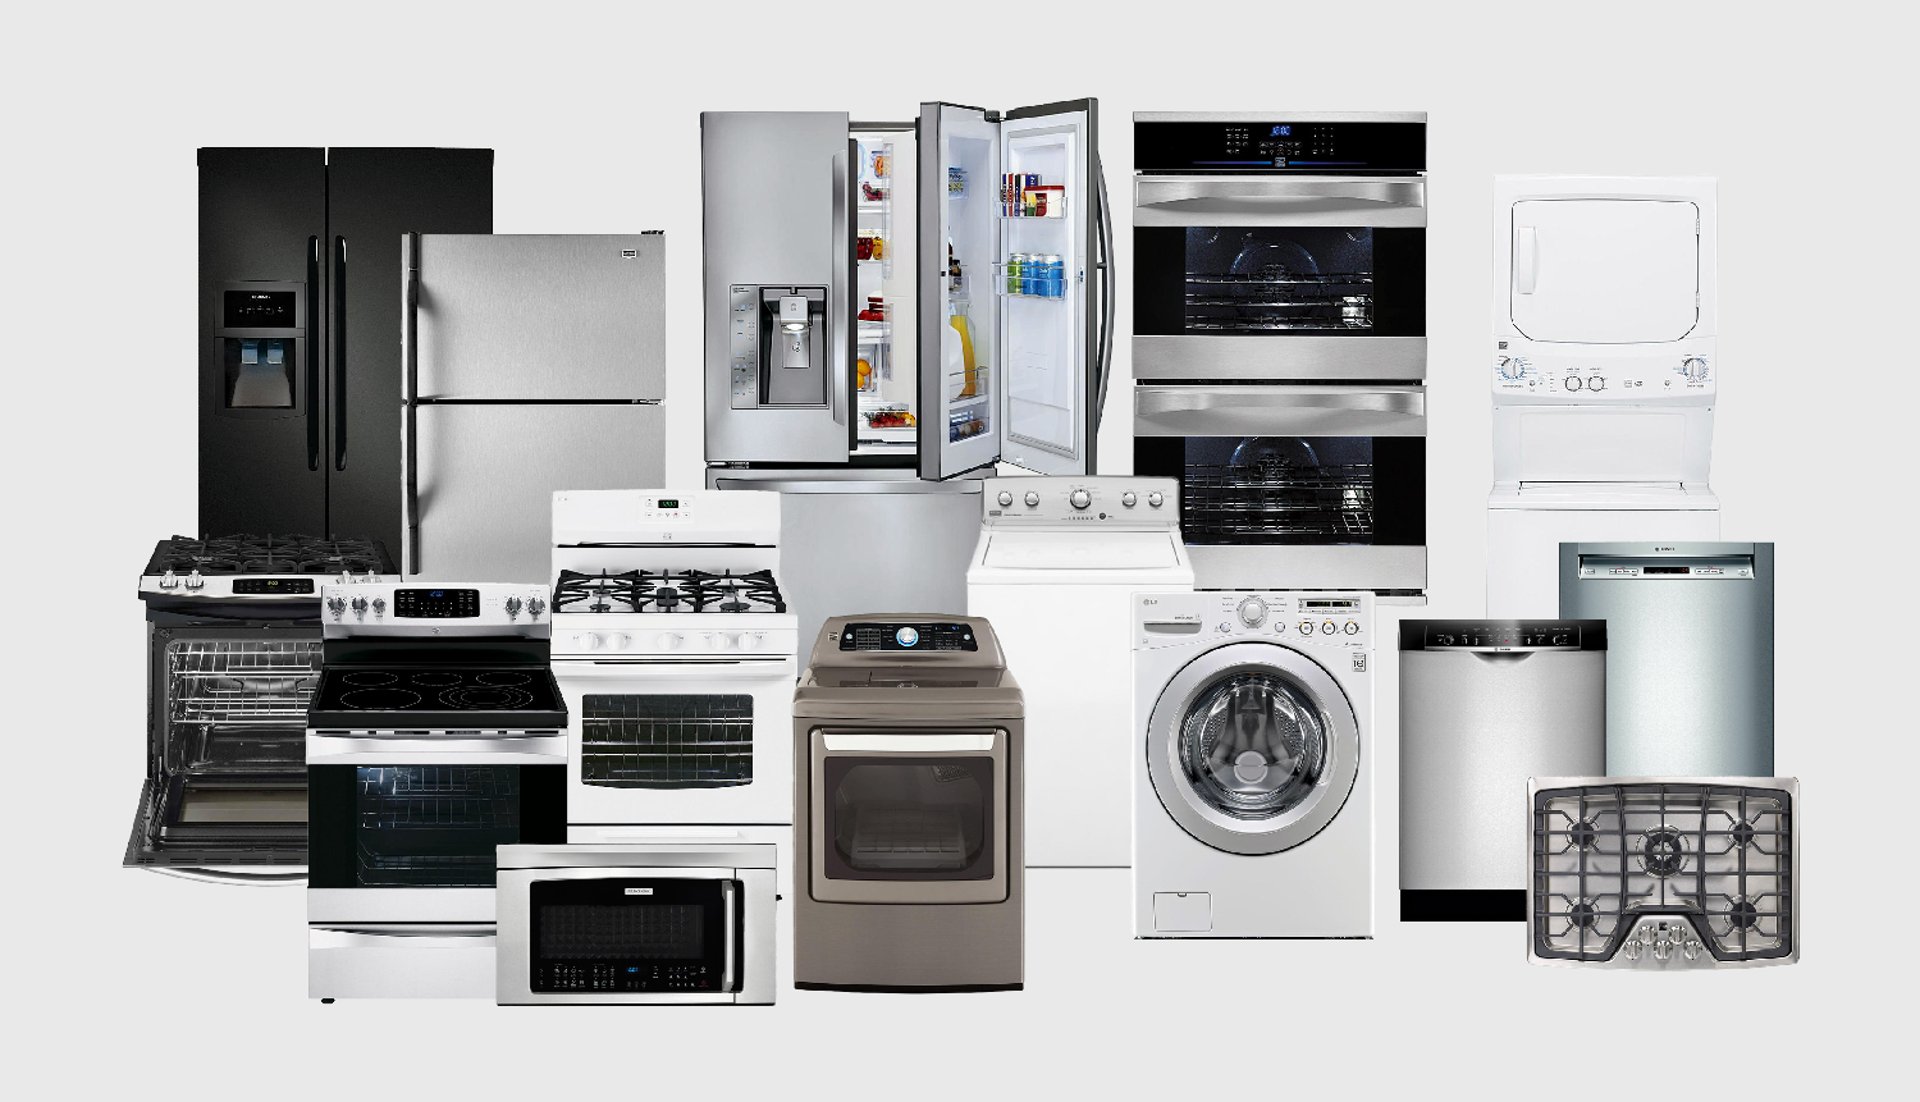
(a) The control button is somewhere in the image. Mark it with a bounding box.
[895,626,920,647]
[607,633,631,652]
[528,597,546,617]
[1023,491,1040,508]
[1321,620,1336,635]
[997,490,1014,507]
[350,596,368,615]
[1681,355,1710,382]
[1587,376,1605,392]
[738,632,763,651]
[1343,620,1359,635]
[371,598,386,616]
[583,633,603,650]
[1236,597,1268,627]
[1121,491,1138,507]
[505,596,523,616]
[185,570,205,590]
[1564,375,1583,391]
[1147,491,1165,508]
[656,632,683,651]
[1069,488,1093,510]
[158,570,179,590]
[327,596,347,617]
[1298,621,1313,636]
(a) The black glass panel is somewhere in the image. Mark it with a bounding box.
[1134,435,1425,547]
[581,694,753,789]
[307,763,565,889]
[821,758,994,882]
[1134,120,1425,175]
[530,878,734,993]
[1134,227,1424,339]
[222,337,295,408]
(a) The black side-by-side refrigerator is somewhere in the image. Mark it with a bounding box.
[199,147,492,549]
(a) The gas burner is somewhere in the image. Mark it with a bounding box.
[410,671,462,688]
[1568,818,1600,851]
[684,569,787,614]
[554,568,787,614]
[338,687,424,711]
[1568,899,1599,929]
[1640,827,1688,877]
[146,534,392,577]
[1731,820,1758,848]
[554,569,646,613]
[342,671,399,687]
[1728,898,1761,930]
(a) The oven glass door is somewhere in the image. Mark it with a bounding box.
[1135,226,1425,338]
[1134,432,1425,548]
[527,876,738,994]
[559,660,793,825]
[808,728,1008,905]
[308,764,566,889]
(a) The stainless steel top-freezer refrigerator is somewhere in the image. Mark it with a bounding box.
[403,233,666,583]
[199,147,492,549]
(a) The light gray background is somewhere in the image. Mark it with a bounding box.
[3,0,1909,1094]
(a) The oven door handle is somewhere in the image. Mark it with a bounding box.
[1133,384,1425,438]
[152,867,307,885]
[1135,175,1425,227]
[306,732,567,764]
[311,925,496,945]
[818,733,998,753]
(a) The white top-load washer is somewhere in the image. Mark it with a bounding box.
[967,477,1192,867]
[1487,176,1721,617]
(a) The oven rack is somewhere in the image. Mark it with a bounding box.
[1185,273,1375,287]
[166,640,323,723]
[359,764,516,798]
[1186,319,1374,332]
[580,696,755,788]
[358,797,520,832]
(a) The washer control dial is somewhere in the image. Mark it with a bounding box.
[1147,491,1165,508]
[1121,491,1138,508]
[1236,597,1268,627]
[1681,356,1710,382]
[1069,488,1093,510]
[997,490,1014,507]
[1023,491,1040,508]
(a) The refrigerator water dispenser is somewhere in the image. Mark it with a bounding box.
[729,284,827,409]
[216,283,303,412]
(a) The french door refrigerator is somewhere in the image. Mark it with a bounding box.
[199,147,492,548]
[404,233,666,583]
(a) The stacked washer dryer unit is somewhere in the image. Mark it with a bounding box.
[967,477,1192,868]
[1133,591,1373,938]
[1487,176,1721,617]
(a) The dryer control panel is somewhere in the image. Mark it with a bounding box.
[1491,341,1716,401]
[1136,591,1372,655]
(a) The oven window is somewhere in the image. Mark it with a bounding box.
[529,878,734,993]
[351,766,523,887]
[821,758,994,881]
[1134,435,1426,546]
[1134,226,1424,337]
[581,694,753,789]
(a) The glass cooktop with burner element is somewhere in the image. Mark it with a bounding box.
[308,667,568,730]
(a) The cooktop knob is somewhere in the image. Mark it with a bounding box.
[1147,491,1165,508]
[1023,490,1040,507]
[1069,488,1092,510]
[583,633,602,650]
[1121,491,1138,507]
[371,598,386,616]
[350,596,368,614]
[1236,597,1267,627]
[997,490,1014,507]
[527,597,546,617]
[185,570,205,590]
[158,570,179,589]
[607,633,630,651]
[657,632,682,650]
[738,632,763,651]
[327,596,346,617]
[505,596,523,616]
[1681,355,1710,381]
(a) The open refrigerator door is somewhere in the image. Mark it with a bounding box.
[918,100,1104,482]
[853,125,920,456]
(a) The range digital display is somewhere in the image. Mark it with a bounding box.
[394,588,481,618]
[657,499,679,509]
[233,577,315,595]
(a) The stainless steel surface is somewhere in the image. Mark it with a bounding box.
[153,867,307,885]
[1133,335,1429,382]
[408,235,664,400]
[309,887,496,923]
[411,403,666,580]
[1135,383,1425,436]
[707,468,979,648]
[1135,110,1428,123]
[1134,176,1426,229]
[1187,544,1426,594]
[703,112,858,465]
[1399,643,1605,894]
[305,733,567,764]
[1560,542,1774,776]
[1144,640,1359,856]
[309,923,497,999]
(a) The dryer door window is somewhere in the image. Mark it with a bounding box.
[1147,642,1359,856]
[1509,199,1699,344]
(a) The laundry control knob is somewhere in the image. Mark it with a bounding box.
[607,633,631,651]
[997,490,1014,507]
[1236,597,1267,627]
[1344,620,1359,635]
[1298,621,1314,636]
[505,596,523,615]
[1587,376,1606,392]
[1069,489,1092,510]
[1681,356,1710,381]
[1495,355,1524,380]
[1147,491,1165,508]
[657,632,682,650]
[1321,620,1337,635]
[1121,491,1137,507]
[1564,375,1583,392]
[1023,491,1040,507]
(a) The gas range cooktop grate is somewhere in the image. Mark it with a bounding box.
[146,534,392,576]
[1531,782,1795,964]
[553,569,786,614]
[1181,461,1375,540]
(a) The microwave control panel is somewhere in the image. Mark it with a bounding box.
[536,962,719,994]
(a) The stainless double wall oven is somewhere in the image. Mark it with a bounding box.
[1131,112,1427,597]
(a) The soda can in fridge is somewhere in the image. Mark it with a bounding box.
[1005,253,1022,295]
[1042,255,1062,298]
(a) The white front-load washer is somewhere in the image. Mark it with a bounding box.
[1132,590,1372,937]
[968,477,1193,867]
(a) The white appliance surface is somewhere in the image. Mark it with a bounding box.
[968,478,1191,868]
[1486,485,1720,618]
[308,927,496,999]
[1132,591,1373,937]
[1508,197,1700,344]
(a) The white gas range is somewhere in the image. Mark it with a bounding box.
[550,491,797,855]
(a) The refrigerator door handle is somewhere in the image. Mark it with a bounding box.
[1093,152,1114,430]
[332,235,348,471]
[402,233,420,574]
[830,141,852,433]
[306,236,321,472]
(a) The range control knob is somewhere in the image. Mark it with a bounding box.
[657,632,683,651]
[606,633,631,652]
[1681,356,1710,382]
[350,596,368,615]
[371,598,386,616]
[1147,491,1165,508]
[527,597,546,617]
[997,490,1014,507]
[505,596,523,616]
[1236,597,1268,627]
[1023,491,1040,507]
[327,596,347,617]
[158,570,179,590]
[582,633,602,650]
[1121,491,1138,508]
[1069,488,1092,510]
[185,570,205,590]
[738,632,763,651]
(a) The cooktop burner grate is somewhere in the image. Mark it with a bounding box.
[146,534,392,576]
[1531,782,1795,963]
[554,569,786,614]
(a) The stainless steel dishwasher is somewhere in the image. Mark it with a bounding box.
[1560,542,1774,776]
[1398,620,1606,921]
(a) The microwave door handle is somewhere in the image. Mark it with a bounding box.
[1514,225,1539,294]
[720,879,738,992]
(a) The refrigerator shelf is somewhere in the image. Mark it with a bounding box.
[1000,192,1067,219]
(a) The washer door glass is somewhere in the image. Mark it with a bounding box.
[1148,642,1360,856]
[1179,672,1329,820]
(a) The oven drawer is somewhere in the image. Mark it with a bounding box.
[308,924,497,1000]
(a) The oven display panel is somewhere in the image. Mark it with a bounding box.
[393,588,481,618]
[233,577,315,595]
[1134,120,1425,174]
